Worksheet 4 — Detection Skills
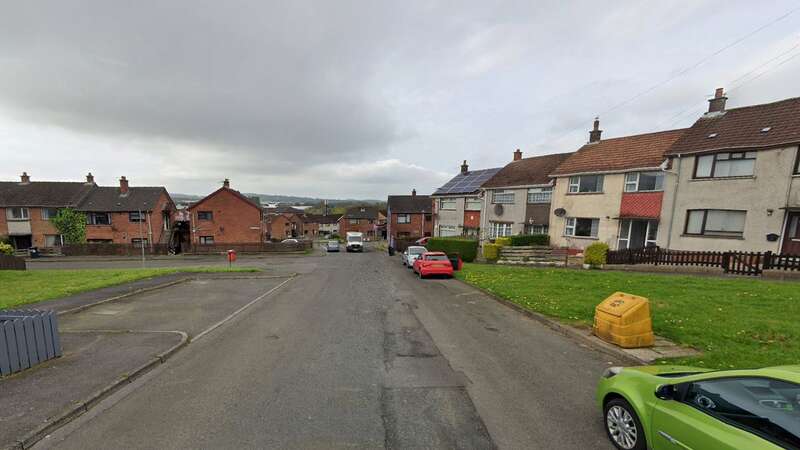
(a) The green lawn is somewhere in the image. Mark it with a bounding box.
[0,267,259,310]
[456,264,800,369]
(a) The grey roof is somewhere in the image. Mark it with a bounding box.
[304,214,340,224]
[387,195,432,214]
[342,206,379,219]
[77,187,168,212]
[432,167,502,196]
[0,181,94,207]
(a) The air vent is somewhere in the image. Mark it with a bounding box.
[707,133,718,138]
[761,127,772,133]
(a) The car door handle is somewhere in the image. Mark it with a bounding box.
[658,431,692,449]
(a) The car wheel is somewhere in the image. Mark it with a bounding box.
[604,398,646,450]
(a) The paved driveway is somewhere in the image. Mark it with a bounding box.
[33,249,619,449]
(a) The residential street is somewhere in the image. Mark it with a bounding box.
[34,249,620,449]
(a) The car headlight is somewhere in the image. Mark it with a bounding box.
[602,367,623,379]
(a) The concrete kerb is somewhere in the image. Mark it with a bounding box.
[451,278,647,366]
[10,330,189,450]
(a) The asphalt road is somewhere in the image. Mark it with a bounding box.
[34,248,620,449]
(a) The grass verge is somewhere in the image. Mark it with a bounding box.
[0,267,259,310]
[456,264,799,369]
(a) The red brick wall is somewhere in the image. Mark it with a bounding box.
[85,191,175,245]
[189,189,262,244]
[338,217,377,239]
[389,213,432,239]
[0,208,9,238]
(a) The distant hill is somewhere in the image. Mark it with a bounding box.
[169,192,383,206]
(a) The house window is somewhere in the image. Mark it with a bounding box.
[199,236,215,245]
[41,208,60,220]
[197,211,213,221]
[525,224,548,235]
[439,198,457,210]
[6,207,29,220]
[424,214,432,222]
[527,187,553,203]
[87,212,112,225]
[465,198,482,211]
[492,190,515,204]
[684,209,746,237]
[694,152,756,178]
[624,172,664,192]
[131,238,149,246]
[44,235,63,247]
[618,220,658,249]
[568,175,604,193]
[129,211,145,222]
[438,225,459,237]
[564,217,599,238]
[397,214,411,224]
[349,218,360,225]
[490,222,513,238]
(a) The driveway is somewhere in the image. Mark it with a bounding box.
[31,249,619,449]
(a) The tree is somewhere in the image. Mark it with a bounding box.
[51,209,87,244]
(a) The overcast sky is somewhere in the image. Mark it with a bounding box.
[1,1,799,199]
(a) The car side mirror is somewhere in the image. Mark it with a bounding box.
[655,384,676,401]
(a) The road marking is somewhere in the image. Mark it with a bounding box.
[191,275,295,343]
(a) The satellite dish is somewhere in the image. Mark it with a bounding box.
[554,208,566,217]
[494,204,504,216]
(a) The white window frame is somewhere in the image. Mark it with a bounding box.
[624,172,664,192]
[490,222,513,238]
[439,198,457,210]
[44,234,63,247]
[464,197,482,211]
[564,217,599,238]
[41,208,60,220]
[568,175,604,193]
[618,219,658,249]
[492,190,515,204]
[527,187,552,203]
[694,152,757,178]
[684,209,746,237]
[396,214,411,224]
[199,236,215,245]
[525,224,548,235]
[6,207,29,220]
[438,224,459,237]
[87,212,112,225]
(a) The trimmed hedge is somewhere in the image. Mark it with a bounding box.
[584,242,609,266]
[482,243,500,261]
[426,238,479,262]
[509,234,549,246]
[494,237,512,247]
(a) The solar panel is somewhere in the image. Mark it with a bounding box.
[434,167,502,195]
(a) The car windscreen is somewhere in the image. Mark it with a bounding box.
[426,255,448,261]
[347,237,362,242]
[408,247,425,255]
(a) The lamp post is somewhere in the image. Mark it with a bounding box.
[138,202,147,268]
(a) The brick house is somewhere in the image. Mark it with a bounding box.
[265,212,305,241]
[308,214,339,237]
[0,172,175,250]
[431,161,501,238]
[549,120,685,250]
[187,179,263,245]
[338,206,381,240]
[386,190,432,244]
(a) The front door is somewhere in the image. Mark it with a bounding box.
[618,220,658,250]
[11,235,32,250]
[781,212,800,254]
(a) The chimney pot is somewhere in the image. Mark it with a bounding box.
[460,160,469,174]
[589,117,602,143]
[119,176,129,194]
[708,87,727,113]
[85,172,94,185]
[513,149,522,161]
[20,172,30,184]
[223,178,230,188]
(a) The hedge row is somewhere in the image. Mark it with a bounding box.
[509,234,549,246]
[426,238,479,262]
[482,243,500,261]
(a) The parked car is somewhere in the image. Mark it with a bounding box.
[415,237,430,246]
[281,238,299,244]
[402,246,427,268]
[412,252,454,279]
[596,364,800,450]
[326,240,340,252]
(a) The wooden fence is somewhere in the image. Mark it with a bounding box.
[0,254,26,270]
[185,241,311,254]
[62,243,171,256]
[606,247,798,276]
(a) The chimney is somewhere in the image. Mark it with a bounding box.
[513,149,522,161]
[85,172,95,185]
[223,178,230,188]
[589,117,602,143]
[19,172,30,184]
[119,176,129,195]
[460,160,469,174]
[708,87,727,113]
[412,189,417,198]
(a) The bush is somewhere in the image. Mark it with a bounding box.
[51,209,87,244]
[509,234,549,246]
[584,242,609,267]
[426,238,478,262]
[495,237,512,247]
[482,243,500,261]
[0,242,13,255]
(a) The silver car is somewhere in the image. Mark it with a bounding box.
[326,240,340,252]
[402,246,427,268]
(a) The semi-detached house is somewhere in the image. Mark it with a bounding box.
[431,161,501,238]
[549,120,685,251]
[481,150,572,238]
[386,189,432,243]
[661,90,800,254]
[187,179,263,245]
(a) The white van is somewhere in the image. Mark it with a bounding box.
[346,232,364,252]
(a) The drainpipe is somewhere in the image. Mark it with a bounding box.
[481,190,488,245]
[663,155,682,249]
[778,147,796,253]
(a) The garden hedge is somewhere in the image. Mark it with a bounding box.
[482,243,500,261]
[509,234,549,246]
[584,242,609,266]
[426,238,479,262]
[494,237,512,247]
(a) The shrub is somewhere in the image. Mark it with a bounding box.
[51,209,87,244]
[584,242,609,267]
[509,234,549,246]
[482,243,500,261]
[494,237,512,247]
[426,238,478,262]
[0,242,13,255]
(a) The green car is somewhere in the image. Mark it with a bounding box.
[596,365,800,449]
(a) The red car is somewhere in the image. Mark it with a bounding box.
[413,252,454,279]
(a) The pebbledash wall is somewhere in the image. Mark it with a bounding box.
[661,144,800,253]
